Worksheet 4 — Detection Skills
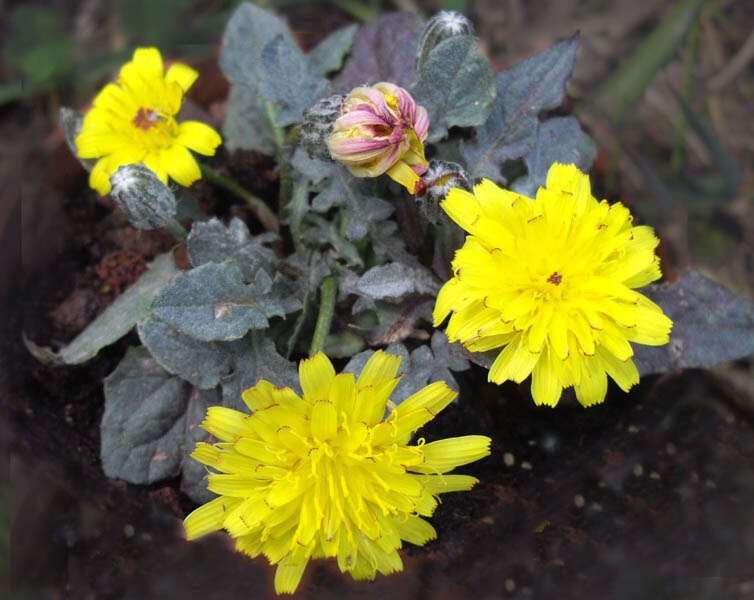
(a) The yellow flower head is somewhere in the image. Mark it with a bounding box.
[75,47,222,195]
[434,163,673,407]
[184,351,490,594]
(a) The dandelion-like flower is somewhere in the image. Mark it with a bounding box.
[184,351,490,594]
[327,82,429,194]
[434,163,673,407]
[75,47,222,195]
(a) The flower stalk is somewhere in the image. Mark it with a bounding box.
[309,275,336,357]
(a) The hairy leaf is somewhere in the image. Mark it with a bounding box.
[59,106,95,171]
[634,270,754,376]
[221,332,300,411]
[356,262,439,300]
[222,84,276,154]
[151,262,287,342]
[411,35,495,143]
[187,217,278,280]
[101,346,213,485]
[259,35,329,127]
[512,116,597,197]
[137,316,232,389]
[462,33,580,182]
[219,2,294,86]
[337,12,423,90]
[308,23,358,75]
[25,253,179,365]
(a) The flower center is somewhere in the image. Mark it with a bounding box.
[547,271,562,285]
[132,107,164,131]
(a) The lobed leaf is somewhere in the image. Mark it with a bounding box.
[308,23,358,75]
[150,262,288,342]
[634,270,754,376]
[137,316,233,389]
[336,12,423,90]
[101,346,215,485]
[461,33,580,182]
[356,262,439,301]
[512,116,597,197]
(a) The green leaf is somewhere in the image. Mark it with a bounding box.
[592,0,708,122]
[512,116,597,197]
[291,147,334,186]
[344,330,468,404]
[258,35,329,127]
[101,346,210,485]
[634,270,754,376]
[223,84,276,154]
[25,253,179,365]
[308,23,358,75]
[219,2,294,86]
[356,262,439,300]
[411,35,495,143]
[137,317,232,389]
[109,164,177,231]
[151,262,288,342]
[462,33,580,182]
[336,12,423,90]
[187,217,278,281]
[221,332,300,411]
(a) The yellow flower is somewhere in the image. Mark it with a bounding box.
[184,351,490,594]
[75,47,222,195]
[434,163,673,407]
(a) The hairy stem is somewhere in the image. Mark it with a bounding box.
[309,276,337,357]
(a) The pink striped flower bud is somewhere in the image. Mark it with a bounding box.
[327,82,429,194]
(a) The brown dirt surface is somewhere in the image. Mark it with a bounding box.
[4,2,754,600]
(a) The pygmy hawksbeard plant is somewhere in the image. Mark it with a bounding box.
[184,351,490,594]
[75,47,222,195]
[434,163,673,407]
[328,82,429,194]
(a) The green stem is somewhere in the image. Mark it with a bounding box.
[309,276,337,357]
[199,164,279,232]
[164,218,188,242]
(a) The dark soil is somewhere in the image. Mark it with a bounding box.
[5,4,754,599]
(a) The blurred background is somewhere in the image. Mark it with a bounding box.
[2,1,752,597]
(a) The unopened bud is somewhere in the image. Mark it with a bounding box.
[415,160,471,224]
[328,82,429,194]
[110,163,177,230]
[301,94,344,160]
[416,11,475,73]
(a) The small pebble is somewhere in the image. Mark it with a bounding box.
[590,502,603,512]
[528,439,537,446]
[705,479,717,489]
[598,480,607,488]
[521,461,532,470]
[725,413,735,424]
[650,471,661,480]
[503,452,515,467]
[665,443,677,456]
[573,494,585,508]
[140,532,153,542]
[691,471,700,482]
[504,578,516,592]
[124,524,135,538]
[627,425,639,434]
[633,464,644,477]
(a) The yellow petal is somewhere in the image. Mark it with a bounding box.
[299,351,336,403]
[202,406,251,442]
[165,62,198,92]
[385,159,421,193]
[573,356,608,407]
[160,144,201,186]
[395,515,437,546]
[311,398,338,439]
[274,556,309,594]
[412,435,491,474]
[183,496,242,540]
[530,347,563,406]
[176,120,222,155]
